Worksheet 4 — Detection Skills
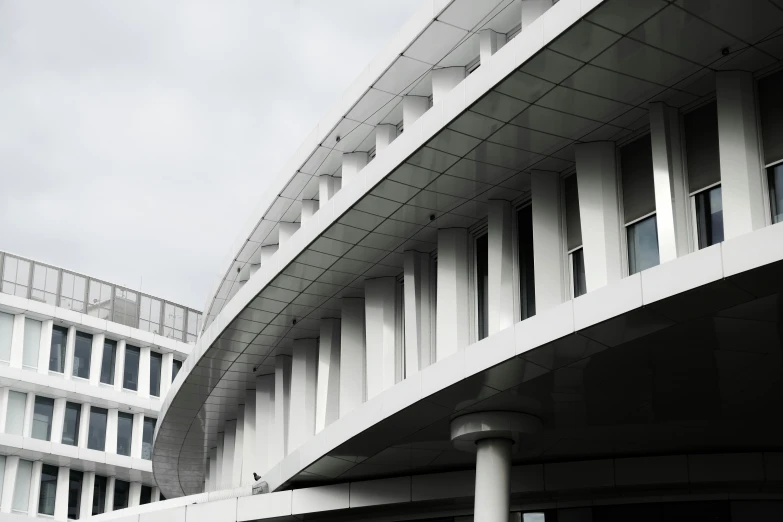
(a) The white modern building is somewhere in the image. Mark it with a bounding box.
[10,0,783,521]
[0,250,200,520]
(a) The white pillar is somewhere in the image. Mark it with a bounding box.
[37,319,53,375]
[221,419,237,489]
[105,409,119,454]
[215,432,224,490]
[474,438,513,522]
[288,338,318,453]
[649,102,690,262]
[252,245,278,279]
[54,466,71,520]
[161,352,174,398]
[301,200,318,226]
[403,251,433,375]
[241,389,256,486]
[531,171,567,310]
[480,29,506,64]
[278,222,300,247]
[64,325,76,378]
[574,142,623,292]
[128,482,141,508]
[152,487,160,502]
[403,96,429,129]
[88,333,105,385]
[51,398,66,444]
[319,175,337,204]
[0,388,8,435]
[255,374,275,475]
[207,448,217,492]
[716,70,766,239]
[432,67,465,106]
[342,152,368,184]
[131,413,143,459]
[0,456,19,513]
[231,408,244,488]
[315,319,341,433]
[273,356,292,459]
[22,392,34,437]
[114,340,126,392]
[339,298,366,417]
[521,0,553,29]
[375,124,397,154]
[436,228,470,361]
[81,472,95,519]
[104,477,115,513]
[77,405,90,448]
[488,200,515,335]
[138,346,151,398]
[9,313,25,369]
[364,278,397,400]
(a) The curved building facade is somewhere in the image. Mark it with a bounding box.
[17,0,783,521]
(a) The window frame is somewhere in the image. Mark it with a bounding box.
[31,395,55,441]
[690,181,724,250]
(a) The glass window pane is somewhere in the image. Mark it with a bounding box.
[142,417,156,460]
[32,396,54,441]
[476,234,489,340]
[163,303,185,341]
[768,164,783,224]
[0,311,13,362]
[87,280,112,319]
[12,459,33,513]
[0,455,5,503]
[62,402,81,446]
[627,215,660,275]
[621,134,655,223]
[88,407,108,451]
[2,256,30,299]
[150,352,162,397]
[113,288,139,328]
[565,175,582,251]
[38,464,58,516]
[67,470,83,519]
[31,264,58,305]
[172,359,182,382]
[123,346,140,391]
[518,204,536,320]
[60,272,86,313]
[140,485,152,505]
[50,326,68,373]
[100,340,116,385]
[696,185,724,249]
[187,310,200,343]
[113,479,129,511]
[572,248,587,298]
[6,391,27,435]
[23,318,41,369]
[685,101,721,192]
[92,475,107,515]
[116,412,133,456]
[73,331,92,379]
[139,296,162,334]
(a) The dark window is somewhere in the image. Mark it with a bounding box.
[620,134,655,224]
[150,352,162,397]
[172,359,182,381]
[768,163,783,224]
[684,101,721,193]
[116,412,133,456]
[67,470,83,520]
[87,407,108,451]
[113,479,130,511]
[627,215,660,275]
[518,204,535,320]
[758,69,783,166]
[100,339,116,385]
[92,475,107,515]
[72,331,92,379]
[142,417,156,460]
[140,485,152,505]
[564,175,582,252]
[38,464,58,515]
[572,248,587,298]
[695,185,724,249]
[50,326,68,373]
[123,345,140,391]
[31,396,54,441]
[476,233,489,340]
[61,402,81,446]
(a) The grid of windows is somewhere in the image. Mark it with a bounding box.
[517,204,535,320]
[0,311,12,362]
[5,390,27,435]
[695,185,724,249]
[60,272,87,312]
[31,263,59,305]
[475,233,489,341]
[140,296,162,335]
[68,470,83,520]
[113,287,139,327]
[113,479,130,511]
[2,255,30,298]
[87,280,113,319]
[163,303,185,341]
[172,359,183,381]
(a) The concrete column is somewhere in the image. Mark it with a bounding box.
[403,251,433,375]
[128,482,141,508]
[716,70,766,239]
[436,228,470,361]
[252,244,279,279]
[342,152,368,184]
[301,200,319,226]
[531,171,567,310]
[28,461,42,516]
[54,466,71,519]
[77,405,90,448]
[105,477,115,513]
[574,142,623,292]
[273,356,292,459]
[521,0,553,29]
[88,333,105,385]
[278,222,300,247]
[64,325,76,379]
[231,409,244,488]
[51,398,66,444]
[288,339,318,453]
[221,420,237,489]
[152,487,160,502]
[375,124,397,154]
[138,346,151,398]
[37,319,53,375]
[315,318,341,433]
[650,102,691,262]
[0,456,19,513]
[403,96,429,129]
[81,472,95,519]
[207,448,218,492]
[319,175,337,204]
[22,392,34,437]
[105,409,119,454]
[131,413,144,459]
[365,278,397,400]
[488,200,515,334]
[114,340,126,392]
[215,432,224,489]
[480,29,506,64]
[339,298,366,417]
[161,352,174,398]
[255,374,275,475]
[0,388,8,433]
[241,389,256,486]
[9,313,25,369]
[432,67,465,106]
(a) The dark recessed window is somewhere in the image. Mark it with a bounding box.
[572,248,587,298]
[695,185,724,249]
[627,215,660,275]
[87,407,108,451]
[768,163,783,224]
[517,204,535,320]
[67,470,83,520]
[142,417,156,460]
[117,412,133,457]
[140,485,152,505]
[61,402,81,446]
[38,464,58,516]
[100,339,116,385]
[92,475,107,515]
[123,345,140,391]
[49,326,68,373]
[172,359,182,382]
[150,352,162,397]
[476,233,489,340]
[31,396,54,441]
[72,331,92,379]
[113,479,130,511]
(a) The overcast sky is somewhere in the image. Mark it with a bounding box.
[0,0,423,311]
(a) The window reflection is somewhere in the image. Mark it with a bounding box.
[572,248,587,298]
[60,272,86,312]
[140,296,162,334]
[38,464,58,516]
[113,287,139,327]
[163,303,185,341]
[31,264,58,305]
[768,163,783,224]
[627,215,660,275]
[695,185,724,249]
[186,310,200,343]
[2,256,30,298]
[87,280,112,319]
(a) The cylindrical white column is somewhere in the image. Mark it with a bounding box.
[301,200,319,226]
[375,124,397,154]
[521,0,553,29]
[339,298,366,417]
[278,222,300,247]
[288,339,318,453]
[221,420,237,489]
[9,314,25,369]
[403,96,429,129]
[319,175,337,204]
[114,340,126,392]
[255,374,275,475]
[403,250,433,375]
[37,319,53,375]
[89,333,105,385]
[273,356,292,459]
[436,228,470,361]
[432,67,465,105]
[138,346,151,398]
[64,325,76,379]
[315,318,341,433]
[81,472,95,519]
[342,152,368,184]
[488,200,515,334]
[531,170,567,311]
[240,389,257,486]
[474,438,513,522]
[54,466,71,519]
[365,277,397,399]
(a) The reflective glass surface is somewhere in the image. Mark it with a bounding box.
[142,417,156,460]
[113,480,129,511]
[49,326,68,373]
[38,464,58,516]
[2,256,30,298]
[72,331,92,379]
[116,412,133,456]
[518,204,535,320]
[163,303,185,341]
[5,391,26,435]
[476,233,489,340]
[572,248,587,298]
[62,402,81,446]
[67,470,83,520]
[172,359,182,381]
[695,185,724,249]
[0,311,12,362]
[150,352,162,397]
[627,215,660,275]
[123,345,140,391]
[139,296,162,334]
[100,339,116,385]
[92,475,107,515]
[140,485,152,505]
[22,318,41,369]
[60,272,86,312]
[87,407,107,451]
[87,280,112,319]
[113,287,138,327]
[13,459,32,513]
[768,163,783,224]
[32,396,54,441]
[31,264,58,305]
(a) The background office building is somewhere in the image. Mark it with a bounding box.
[10,0,783,521]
